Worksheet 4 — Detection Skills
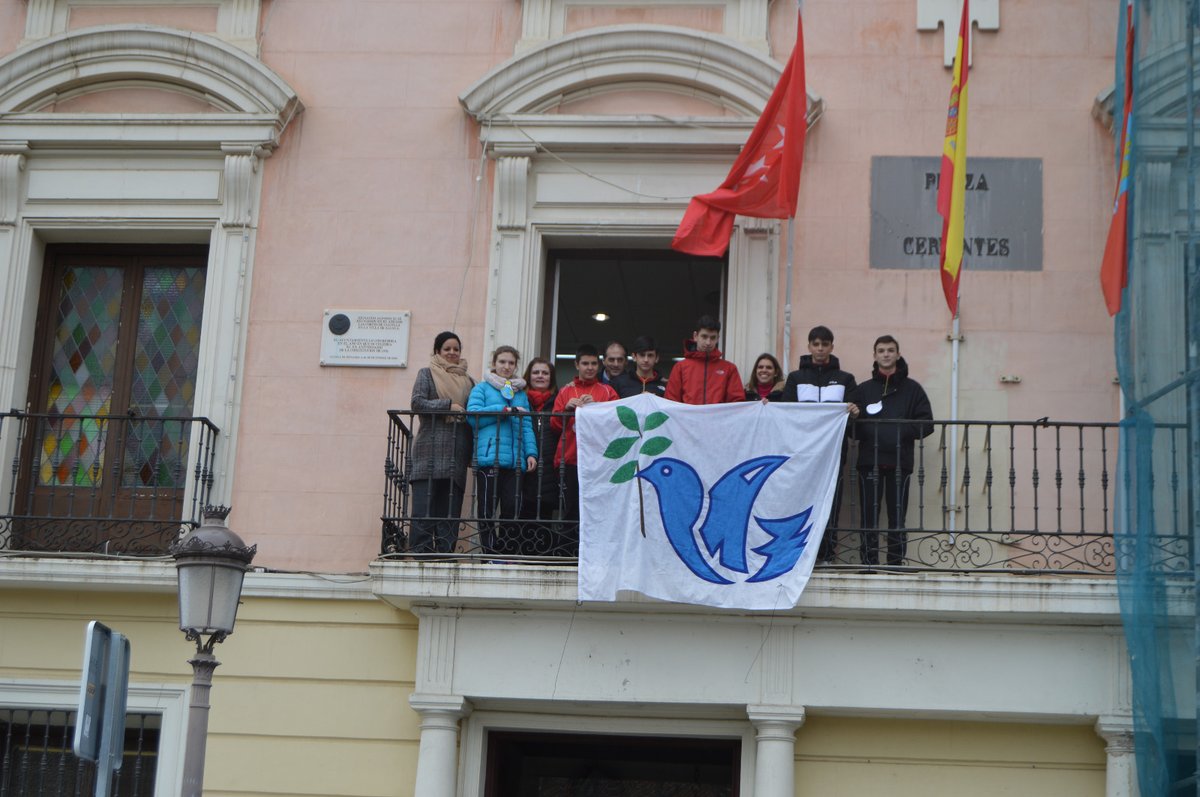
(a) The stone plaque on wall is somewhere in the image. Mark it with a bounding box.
[320,309,411,367]
[869,156,1043,271]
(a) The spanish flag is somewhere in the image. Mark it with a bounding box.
[1100,0,1135,316]
[937,0,970,318]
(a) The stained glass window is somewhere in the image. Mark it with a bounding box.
[39,267,124,486]
[123,266,207,487]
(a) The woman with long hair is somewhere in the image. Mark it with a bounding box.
[745,353,786,402]
[407,331,474,553]
[518,356,561,554]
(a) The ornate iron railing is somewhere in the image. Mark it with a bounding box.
[0,708,159,796]
[0,411,219,555]
[383,409,1191,574]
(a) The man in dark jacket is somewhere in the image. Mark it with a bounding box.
[611,335,668,398]
[853,335,934,567]
[664,315,743,405]
[782,326,859,562]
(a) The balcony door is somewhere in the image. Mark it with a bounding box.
[546,248,726,385]
[12,245,208,553]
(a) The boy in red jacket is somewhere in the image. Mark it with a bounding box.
[551,344,619,546]
[664,315,744,405]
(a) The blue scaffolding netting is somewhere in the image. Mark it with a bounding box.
[1113,1,1200,795]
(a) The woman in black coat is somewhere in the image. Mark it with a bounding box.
[407,331,474,553]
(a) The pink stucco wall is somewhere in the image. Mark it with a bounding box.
[66,4,219,31]
[239,1,520,568]
[0,1,23,53]
[0,0,1122,571]
[790,0,1117,431]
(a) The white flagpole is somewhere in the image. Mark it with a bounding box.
[783,0,802,369]
[948,298,961,536]
[784,217,794,368]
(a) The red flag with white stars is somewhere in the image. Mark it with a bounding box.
[671,8,807,256]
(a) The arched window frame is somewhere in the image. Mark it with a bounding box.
[459,25,822,371]
[0,25,303,516]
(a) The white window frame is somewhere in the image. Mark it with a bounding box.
[0,678,188,795]
[0,26,302,518]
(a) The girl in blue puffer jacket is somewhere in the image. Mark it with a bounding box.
[467,345,539,555]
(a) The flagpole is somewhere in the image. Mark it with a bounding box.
[948,301,961,535]
[784,217,795,367]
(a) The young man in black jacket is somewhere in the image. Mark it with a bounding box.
[611,335,668,398]
[853,334,934,567]
[782,326,859,563]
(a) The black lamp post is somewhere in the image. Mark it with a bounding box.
[170,506,256,797]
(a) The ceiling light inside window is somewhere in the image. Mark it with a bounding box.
[592,312,610,322]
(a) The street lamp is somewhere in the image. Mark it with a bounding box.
[171,506,256,797]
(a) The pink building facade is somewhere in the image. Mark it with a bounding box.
[0,1,1148,795]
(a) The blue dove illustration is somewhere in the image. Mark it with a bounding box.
[636,458,732,584]
[748,507,813,582]
[699,455,789,573]
[637,456,816,584]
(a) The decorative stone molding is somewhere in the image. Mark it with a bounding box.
[747,704,806,737]
[0,25,300,123]
[413,607,460,695]
[917,0,999,67]
[0,145,29,226]
[1094,716,1136,797]
[748,705,806,797]
[409,693,472,797]
[758,622,794,706]
[221,145,267,228]
[462,25,821,119]
[409,693,472,721]
[517,0,772,54]
[23,0,262,54]
[218,0,262,48]
[493,147,535,232]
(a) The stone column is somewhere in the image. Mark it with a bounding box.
[410,694,472,797]
[1095,717,1138,797]
[725,218,776,375]
[748,704,806,797]
[484,145,536,361]
[0,143,28,505]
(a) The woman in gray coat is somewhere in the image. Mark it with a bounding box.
[408,331,474,553]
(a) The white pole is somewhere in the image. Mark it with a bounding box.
[784,217,794,367]
[948,301,961,534]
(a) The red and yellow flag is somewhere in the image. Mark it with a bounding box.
[937,0,970,317]
[1100,0,1135,316]
[672,8,807,257]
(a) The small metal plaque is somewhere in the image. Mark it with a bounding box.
[320,310,411,368]
[869,156,1043,271]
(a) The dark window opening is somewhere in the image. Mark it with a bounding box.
[546,249,726,385]
[0,708,160,796]
[486,730,740,797]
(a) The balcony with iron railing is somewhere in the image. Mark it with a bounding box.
[0,411,219,555]
[382,408,1192,574]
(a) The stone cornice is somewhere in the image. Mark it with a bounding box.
[461,25,821,120]
[0,556,373,601]
[0,25,302,132]
[369,560,1163,624]
[477,112,825,156]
